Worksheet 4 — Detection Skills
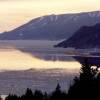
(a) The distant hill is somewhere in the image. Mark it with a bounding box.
[55,23,100,49]
[1,11,100,40]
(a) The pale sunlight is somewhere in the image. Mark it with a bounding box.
[0,0,100,32]
[0,49,81,70]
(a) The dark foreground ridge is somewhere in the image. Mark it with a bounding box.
[5,59,100,100]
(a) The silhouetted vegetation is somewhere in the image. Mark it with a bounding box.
[0,96,2,100]
[5,59,100,100]
[68,59,99,99]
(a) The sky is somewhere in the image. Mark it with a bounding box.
[0,0,100,32]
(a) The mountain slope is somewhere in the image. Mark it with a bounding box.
[1,11,100,40]
[55,23,100,49]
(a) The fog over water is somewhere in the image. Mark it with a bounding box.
[0,40,81,71]
[0,40,81,96]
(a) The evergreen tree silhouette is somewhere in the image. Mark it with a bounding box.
[0,96,2,100]
[34,90,43,100]
[55,83,61,92]
[80,59,98,81]
[20,88,34,100]
[5,94,19,100]
[68,58,99,99]
[44,92,48,100]
[50,83,67,100]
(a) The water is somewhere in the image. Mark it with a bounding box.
[0,40,81,70]
[0,69,79,96]
[0,40,81,96]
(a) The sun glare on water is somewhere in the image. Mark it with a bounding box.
[0,49,81,71]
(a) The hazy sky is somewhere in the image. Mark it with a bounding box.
[0,0,100,32]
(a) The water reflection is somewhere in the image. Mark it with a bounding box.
[0,48,81,70]
[0,40,91,95]
[0,40,81,71]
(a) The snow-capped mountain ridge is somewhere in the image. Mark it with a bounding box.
[1,11,100,40]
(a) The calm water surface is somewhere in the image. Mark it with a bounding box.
[0,40,81,95]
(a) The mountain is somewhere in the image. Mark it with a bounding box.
[55,23,100,49]
[1,11,100,40]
